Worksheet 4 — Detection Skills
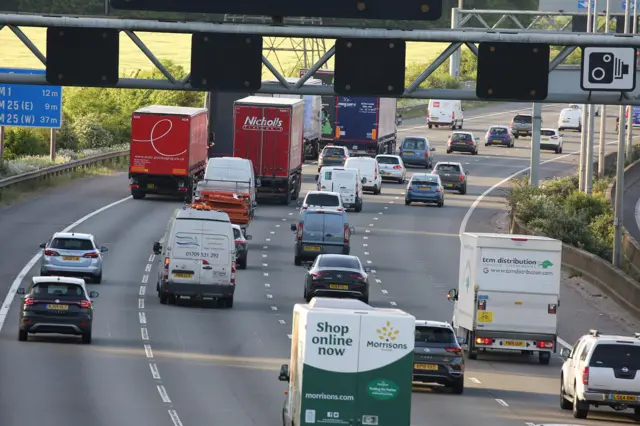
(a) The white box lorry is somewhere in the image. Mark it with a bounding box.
[448,233,562,365]
[278,297,415,426]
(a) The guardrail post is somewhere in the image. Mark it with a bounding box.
[49,128,56,162]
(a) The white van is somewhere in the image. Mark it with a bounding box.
[557,107,582,132]
[344,157,382,195]
[427,99,464,130]
[197,157,256,215]
[152,207,236,308]
[316,166,364,212]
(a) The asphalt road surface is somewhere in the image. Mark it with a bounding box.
[0,102,636,426]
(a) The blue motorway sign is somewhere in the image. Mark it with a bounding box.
[0,68,62,129]
[578,0,595,8]
[622,0,637,10]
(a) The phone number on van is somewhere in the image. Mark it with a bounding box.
[185,252,219,258]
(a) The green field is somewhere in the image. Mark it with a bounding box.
[0,27,450,78]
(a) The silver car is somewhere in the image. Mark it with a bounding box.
[39,232,107,283]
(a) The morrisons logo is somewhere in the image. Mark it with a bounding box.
[366,321,408,350]
[242,116,283,131]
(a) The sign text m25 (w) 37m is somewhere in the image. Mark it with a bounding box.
[0,68,62,129]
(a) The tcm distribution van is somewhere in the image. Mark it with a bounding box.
[448,233,562,365]
[278,298,415,426]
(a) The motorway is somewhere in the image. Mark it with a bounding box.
[0,102,637,426]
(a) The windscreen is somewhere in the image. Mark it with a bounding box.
[435,164,461,173]
[412,176,439,185]
[489,127,508,135]
[50,238,94,251]
[377,156,400,164]
[323,147,345,156]
[204,167,248,181]
[402,139,426,150]
[513,115,532,123]
[319,256,359,269]
[589,344,640,369]
[415,326,456,345]
[450,133,471,142]
[172,232,229,264]
[306,193,340,207]
[32,283,84,298]
[541,130,555,136]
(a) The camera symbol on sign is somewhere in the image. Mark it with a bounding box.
[588,52,630,84]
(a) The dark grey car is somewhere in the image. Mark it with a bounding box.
[432,162,468,195]
[303,254,369,303]
[413,320,465,394]
[291,210,354,265]
[510,114,533,138]
[318,146,348,172]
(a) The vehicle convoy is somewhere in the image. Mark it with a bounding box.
[17,276,99,344]
[448,232,562,365]
[559,329,640,420]
[432,162,468,195]
[152,206,236,308]
[316,167,364,212]
[426,99,464,129]
[233,96,304,205]
[129,105,208,200]
[302,254,369,303]
[291,209,354,265]
[278,297,415,426]
[39,232,108,284]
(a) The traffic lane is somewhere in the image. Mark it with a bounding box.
[0,196,179,426]
[0,173,130,303]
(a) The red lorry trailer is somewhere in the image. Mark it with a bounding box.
[233,96,304,205]
[129,105,208,200]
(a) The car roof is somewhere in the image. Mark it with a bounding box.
[489,125,508,128]
[32,276,87,289]
[306,190,340,196]
[514,113,532,117]
[320,166,359,172]
[452,131,473,135]
[376,154,401,159]
[435,162,462,166]
[346,156,376,161]
[541,128,558,132]
[318,254,360,262]
[415,320,452,328]
[302,209,346,217]
[411,173,438,179]
[323,145,346,150]
[53,232,93,240]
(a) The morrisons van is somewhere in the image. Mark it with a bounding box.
[278,297,415,426]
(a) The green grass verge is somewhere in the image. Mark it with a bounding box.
[0,157,128,206]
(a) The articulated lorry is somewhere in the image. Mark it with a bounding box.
[300,69,397,157]
[278,297,415,426]
[448,233,562,365]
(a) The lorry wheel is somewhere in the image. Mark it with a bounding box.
[131,191,146,200]
[539,352,551,365]
[294,256,302,266]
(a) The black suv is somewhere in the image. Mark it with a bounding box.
[17,276,99,344]
[413,320,465,394]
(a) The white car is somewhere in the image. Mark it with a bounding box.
[375,154,406,183]
[560,329,640,420]
[569,103,600,116]
[299,190,344,212]
[539,128,564,154]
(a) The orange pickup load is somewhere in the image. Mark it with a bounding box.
[189,190,252,226]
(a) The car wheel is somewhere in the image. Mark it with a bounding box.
[437,201,444,207]
[485,142,489,146]
[539,352,551,365]
[450,380,464,394]
[459,185,467,195]
[428,124,433,129]
[375,185,381,195]
[446,149,452,154]
[560,379,572,410]
[131,191,146,200]
[18,330,28,342]
[405,200,411,205]
[159,292,168,304]
[572,390,589,419]
[355,203,362,212]
[93,272,102,284]
[514,135,519,139]
[225,296,234,308]
[238,256,247,270]
[82,330,92,344]
[294,256,302,266]
[472,149,478,155]
[634,407,640,421]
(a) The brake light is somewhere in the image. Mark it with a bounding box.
[486,132,491,137]
[202,259,210,265]
[83,251,99,258]
[79,299,91,309]
[399,150,403,155]
[550,135,558,139]
[344,224,350,243]
[582,367,589,385]
[536,341,554,349]
[164,257,170,269]
[445,347,462,354]
[393,165,402,169]
[408,186,413,190]
[424,151,429,157]
[44,249,59,256]
[435,187,441,192]
[130,184,140,189]
[459,174,464,181]
[342,156,347,161]
[296,223,303,241]
[235,240,246,245]
[511,237,527,242]
[311,272,328,279]
[24,297,34,305]
[349,273,364,280]
[231,260,236,285]
[475,337,492,345]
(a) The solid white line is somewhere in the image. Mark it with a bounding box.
[139,312,147,324]
[0,196,132,332]
[168,410,184,426]
[138,298,145,309]
[149,363,161,379]
[495,399,509,407]
[141,327,149,340]
[157,385,171,403]
[470,377,481,384]
[145,264,152,272]
[142,275,149,284]
[139,286,146,296]
[144,344,154,358]
[557,337,571,349]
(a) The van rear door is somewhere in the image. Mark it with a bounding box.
[199,233,232,284]
[322,213,347,254]
[333,169,357,205]
[169,232,203,284]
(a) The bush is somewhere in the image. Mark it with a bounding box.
[508,173,615,261]
[3,128,49,159]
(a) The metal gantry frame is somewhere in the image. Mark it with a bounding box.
[2,13,640,104]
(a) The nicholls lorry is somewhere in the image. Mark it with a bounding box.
[233,96,304,205]
[448,233,562,365]
[259,77,323,161]
[300,69,397,157]
[129,105,208,200]
[278,297,415,426]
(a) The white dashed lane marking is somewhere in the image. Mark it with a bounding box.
[470,377,481,384]
[142,275,149,284]
[495,399,509,407]
[141,328,149,340]
[139,286,146,296]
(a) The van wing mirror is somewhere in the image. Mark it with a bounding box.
[245,234,252,240]
[290,224,297,232]
[39,242,47,249]
[152,242,162,255]
[361,178,366,184]
[89,291,99,298]
[430,147,436,151]
[447,288,458,301]
[255,178,261,188]
[314,175,319,181]
[349,226,355,234]
[16,288,26,295]
[559,347,572,358]
[278,364,290,382]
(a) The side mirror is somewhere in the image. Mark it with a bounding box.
[16,288,25,295]
[252,201,258,208]
[314,175,319,181]
[475,137,480,142]
[560,347,572,358]
[456,336,466,345]
[39,242,46,249]
[465,171,470,175]
[278,364,290,382]
[430,147,436,151]
[297,200,303,207]
[290,224,297,232]
[361,178,366,184]
[255,178,261,188]
[349,226,355,234]
[89,291,99,298]
[152,242,162,255]
[303,264,311,270]
[447,288,458,301]
[100,246,108,253]
[245,235,253,240]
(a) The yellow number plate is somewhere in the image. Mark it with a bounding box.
[47,304,68,310]
[147,183,156,189]
[611,394,637,401]
[419,186,430,191]
[431,117,439,121]
[477,311,493,322]
[173,272,193,278]
[328,156,339,160]
[414,363,438,370]
[304,246,321,251]
[503,340,526,347]
[404,151,414,155]
[329,284,349,290]
[62,256,80,261]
